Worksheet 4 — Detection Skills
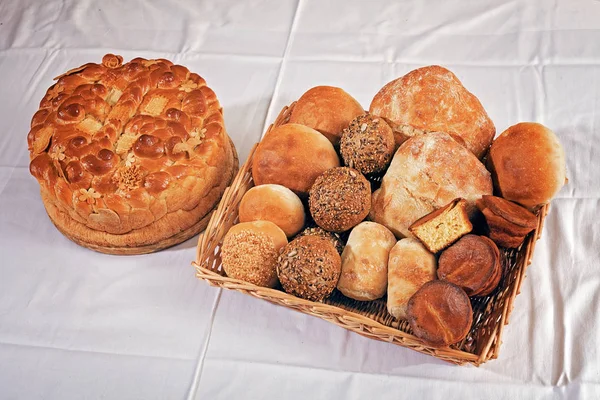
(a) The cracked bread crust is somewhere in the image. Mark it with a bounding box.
[27,54,237,253]
[369,132,492,238]
[369,65,495,158]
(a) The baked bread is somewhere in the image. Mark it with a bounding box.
[288,86,364,146]
[369,65,495,158]
[27,54,237,254]
[252,123,339,197]
[437,234,501,296]
[409,198,473,253]
[309,167,371,232]
[221,221,288,288]
[239,184,305,237]
[407,280,473,347]
[369,132,492,238]
[296,226,344,254]
[477,195,538,248]
[339,113,395,175]
[487,122,566,208]
[277,235,342,301]
[337,222,396,301]
[387,238,437,320]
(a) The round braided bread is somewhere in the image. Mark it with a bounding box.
[27,54,237,254]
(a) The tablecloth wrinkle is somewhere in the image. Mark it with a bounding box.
[0,0,598,398]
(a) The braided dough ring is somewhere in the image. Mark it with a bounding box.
[28,54,237,254]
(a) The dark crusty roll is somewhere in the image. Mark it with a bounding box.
[407,280,473,347]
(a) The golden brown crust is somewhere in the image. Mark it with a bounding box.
[437,234,500,296]
[252,123,340,197]
[239,184,305,237]
[309,167,371,232]
[407,280,473,347]
[288,86,364,146]
[277,236,342,301]
[477,196,537,248]
[369,65,495,158]
[221,221,288,288]
[27,54,236,253]
[370,132,492,238]
[337,222,396,301]
[409,198,473,253]
[487,122,566,208]
[339,114,395,175]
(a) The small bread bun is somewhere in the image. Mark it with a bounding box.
[309,167,371,232]
[340,113,395,175]
[437,234,500,296]
[289,86,364,146]
[487,122,566,208]
[221,221,288,288]
[338,222,396,301]
[296,226,344,254]
[252,123,340,197]
[239,184,305,237]
[277,235,342,301]
[407,280,473,347]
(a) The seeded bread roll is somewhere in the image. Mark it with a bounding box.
[309,167,371,232]
[277,235,342,301]
[289,86,365,146]
[487,122,566,208]
[337,222,396,301]
[387,238,437,320]
[340,114,395,175]
[239,184,305,237]
[221,221,288,288]
[407,280,473,347]
[252,123,340,197]
[297,226,344,254]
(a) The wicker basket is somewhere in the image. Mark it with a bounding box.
[193,103,549,366]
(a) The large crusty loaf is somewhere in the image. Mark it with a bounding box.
[487,122,566,208]
[387,238,437,320]
[239,184,305,237]
[222,221,288,288]
[27,54,237,254]
[288,86,364,146]
[337,221,396,301]
[369,132,492,238]
[252,123,340,197]
[369,65,495,158]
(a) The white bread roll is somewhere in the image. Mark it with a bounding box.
[337,221,396,301]
[387,238,437,320]
[239,184,305,237]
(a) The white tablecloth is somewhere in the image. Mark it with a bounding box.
[1,0,599,398]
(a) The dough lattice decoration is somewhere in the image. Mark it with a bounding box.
[27,54,236,253]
